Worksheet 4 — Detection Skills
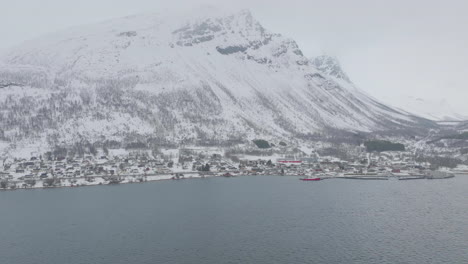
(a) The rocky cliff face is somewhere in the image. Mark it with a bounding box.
[310,55,351,82]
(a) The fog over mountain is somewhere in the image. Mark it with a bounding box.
[1,0,467,119]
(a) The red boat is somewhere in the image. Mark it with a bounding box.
[300,177,321,181]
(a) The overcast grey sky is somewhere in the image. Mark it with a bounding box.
[1,0,467,115]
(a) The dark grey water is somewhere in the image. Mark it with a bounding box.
[0,176,467,264]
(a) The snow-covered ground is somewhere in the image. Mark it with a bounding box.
[0,173,218,191]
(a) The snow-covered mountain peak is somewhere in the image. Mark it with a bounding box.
[311,55,351,82]
[172,9,269,48]
[0,9,437,156]
[2,8,309,82]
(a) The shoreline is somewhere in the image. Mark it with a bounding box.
[1,173,462,192]
[0,172,220,192]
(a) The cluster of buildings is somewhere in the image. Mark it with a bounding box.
[0,148,457,190]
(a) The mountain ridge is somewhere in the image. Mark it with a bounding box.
[0,9,436,157]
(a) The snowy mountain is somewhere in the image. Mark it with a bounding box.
[310,55,351,83]
[0,9,436,155]
[381,95,468,121]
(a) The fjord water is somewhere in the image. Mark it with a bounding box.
[1,176,467,264]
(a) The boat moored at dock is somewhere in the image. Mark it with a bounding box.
[300,177,321,181]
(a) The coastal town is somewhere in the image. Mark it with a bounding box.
[1,143,464,190]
